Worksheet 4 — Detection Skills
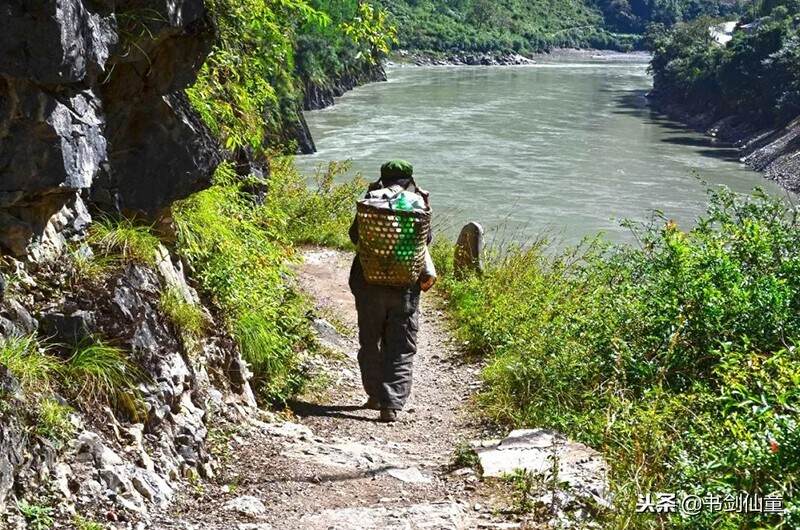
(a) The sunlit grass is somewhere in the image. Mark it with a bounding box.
[64,339,146,418]
[88,217,160,265]
[160,287,206,339]
[0,335,58,394]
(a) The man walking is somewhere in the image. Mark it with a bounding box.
[348,160,434,423]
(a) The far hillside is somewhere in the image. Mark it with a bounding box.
[374,0,746,54]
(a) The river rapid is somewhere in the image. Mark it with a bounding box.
[296,54,783,246]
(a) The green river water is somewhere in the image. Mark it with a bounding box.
[296,55,783,245]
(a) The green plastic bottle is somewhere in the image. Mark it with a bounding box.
[393,193,411,211]
[393,193,415,264]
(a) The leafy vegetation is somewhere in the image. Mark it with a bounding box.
[188,0,394,156]
[264,158,366,248]
[650,1,800,127]
[34,398,75,442]
[297,1,396,87]
[375,0,637,54]
[595,0,745,33]
[16,500,54,530]
[173,160,363,402]
[450,440,481,471]
[436,187,799,528]
[73,515,104,530]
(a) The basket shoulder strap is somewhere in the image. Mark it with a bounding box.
[409,177,431,209]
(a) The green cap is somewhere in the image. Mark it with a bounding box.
[381,160,414,180]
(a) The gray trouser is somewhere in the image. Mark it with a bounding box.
[352,279,420,411]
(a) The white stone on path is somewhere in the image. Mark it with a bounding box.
[224,496,267,517]
[472,429,609,502]
[384,466,432,484]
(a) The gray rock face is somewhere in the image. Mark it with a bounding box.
[649,94,800,192]
[0,0,220,257]
[742,116,800,192]
[303,63,387,111]
[0,247,258,519]
[38,309,96,345]
[0,410,27,514]
[0,0,116,84]
[0,298,38,337]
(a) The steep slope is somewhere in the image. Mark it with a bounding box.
[373,0,745,56]
[648,4,800,189]
[376,0,629,53]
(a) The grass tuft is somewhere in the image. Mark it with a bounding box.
[68,246,116,286]
[0,335,58,394]
[88,217,161,265]
[63,339,146,417]
[174,160,362,403]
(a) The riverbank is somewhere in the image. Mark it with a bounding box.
[388,48,651,66]
[648,93,800,192]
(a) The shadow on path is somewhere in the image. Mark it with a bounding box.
[288,400,377,423]
[260,465,396,485]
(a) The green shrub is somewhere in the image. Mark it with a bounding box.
[651,4,800,127]
[88,218,161,265]
[175,160,364,402]
[374,0,632,54]
[439,187,799,529]
[188,0,391,156]
[262,158,365,249]
[174,162,312,402]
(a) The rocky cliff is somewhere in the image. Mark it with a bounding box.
[0,0,220,259]
[0,245,258,527]
[303,62,387,112]
[0,1,265,526]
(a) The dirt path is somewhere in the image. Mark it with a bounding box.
[154,247,518,530]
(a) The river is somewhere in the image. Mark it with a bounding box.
[296,54,782,245]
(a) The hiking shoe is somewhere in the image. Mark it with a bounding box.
[379,408,398,423]
[363,397,381,410]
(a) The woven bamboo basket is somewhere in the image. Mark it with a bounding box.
[357,201,431,287]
